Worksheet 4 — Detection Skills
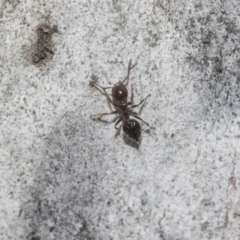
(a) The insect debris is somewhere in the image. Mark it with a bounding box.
[32,25,56,64]
[90,59,152,144]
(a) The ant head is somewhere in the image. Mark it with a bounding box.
[112,82,128,105]
[123,119,141,143]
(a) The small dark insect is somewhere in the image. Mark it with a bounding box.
[90,59,152,144]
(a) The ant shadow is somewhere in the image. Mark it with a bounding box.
[123,134,140,149]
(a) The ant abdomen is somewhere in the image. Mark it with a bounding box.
[123,119,141,143]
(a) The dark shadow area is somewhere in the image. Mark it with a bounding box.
[123,133,140,149]
[32,24,58,65]
[23,110,108,240]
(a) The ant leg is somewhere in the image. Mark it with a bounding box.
[131,84,134,106]
[128,84,134,106]
[129,94,151,109]
[114,118,122,130]
[102,88,115,105]
[122,59,137,84]
[90,80,115,105]
[89,80,112,90]
[114,118,122,136]
[92,111,117,120]
[131,114,150,127]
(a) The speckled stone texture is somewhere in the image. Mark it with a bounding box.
[1,0,240,239]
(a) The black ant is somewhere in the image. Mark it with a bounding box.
[90,59,151,144]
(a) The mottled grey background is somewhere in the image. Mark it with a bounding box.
[1,0,240,239]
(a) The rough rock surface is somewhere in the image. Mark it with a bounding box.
[1,0,240,239]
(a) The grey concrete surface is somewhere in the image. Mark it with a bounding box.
[0,0,240,239]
